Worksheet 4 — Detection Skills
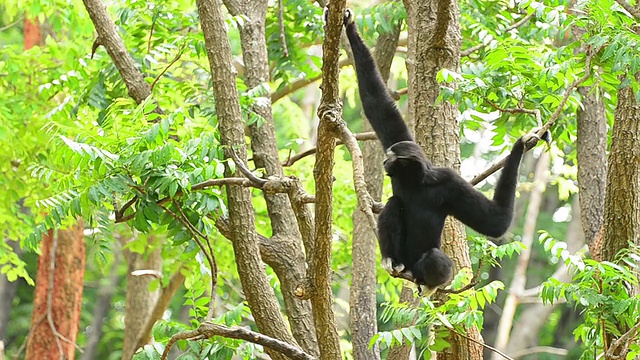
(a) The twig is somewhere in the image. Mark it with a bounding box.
[150,43,187,91]
[0,17,24,32]
[227,148,267,186]
[278,0,289,57]
[271,58,351,103]
[282,131,377,167]
[605,322,640,359]
[448,327,514,360]
[469,48,598,186]
[160,322,314,360]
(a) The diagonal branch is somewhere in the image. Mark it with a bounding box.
[160,322,315,360]
[82,0,158,108]
[614,0,640,20]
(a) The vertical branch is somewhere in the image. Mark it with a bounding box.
[195,1,297,359]
[305,1,347,359]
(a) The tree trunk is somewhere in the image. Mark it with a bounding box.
[121,246,162,360]
[196,1,298,359]
[221,0,318,354]
[350,16,401,360]
[576,86,607,251]
[601,79,640,290]
[26,223,86,360]
[401,0,482,358]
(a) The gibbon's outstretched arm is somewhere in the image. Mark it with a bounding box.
[446,138,527,237]
[343,12,413,150]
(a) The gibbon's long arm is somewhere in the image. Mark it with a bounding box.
[446,140,526,237]
[344,15,413,150]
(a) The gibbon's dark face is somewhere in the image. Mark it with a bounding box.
[384,141,429,178]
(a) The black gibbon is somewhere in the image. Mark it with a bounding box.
[341,10,545,295]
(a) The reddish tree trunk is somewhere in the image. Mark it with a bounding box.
[23,18,41,50]
[26,222,86,360]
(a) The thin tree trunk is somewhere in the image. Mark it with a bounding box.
[350,14,401,360]
[26,223,86,360]
[402,0,483,358]
[491,152,550,359]
[121,246,162,360]
[196,1,298,359]
[601,78,640,289]
[221,0,318,354]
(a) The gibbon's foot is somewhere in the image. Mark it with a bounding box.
[381,257,405,275]
[323,6,353,25]
[417,285,438,298]
[343,8,354,25]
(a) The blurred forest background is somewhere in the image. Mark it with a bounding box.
[0,0,639,359]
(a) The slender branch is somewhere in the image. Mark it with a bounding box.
[161,322,314,360]
[509,346,569,358]
[0,17,24,32]
[271,58,350,103]
[614,0,640,20]
[150,44,187,91]
[282,132,377,167]
[469,49,598,186]
[227,148,268,186]
[82,0,159,108]
[448,328,514,360]
[333,124,379,240]
[278,0,289,57]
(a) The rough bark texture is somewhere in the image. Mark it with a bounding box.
[601,82,640,270]
[306,2,347,358]
[196,1,298,359]
[26,223,86,360]
[82,0,154,105]
[221,0,318,354]
[121,247,162,360]
[576,87,607,248]
[402,0,482,358]
[349,17,401,360]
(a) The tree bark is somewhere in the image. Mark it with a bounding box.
[221,0,318,354]
[195,1,298,359]
[601,79,640,289]
[26,223,86,360]
[349,14,401,360]
[576,86,607,250]
[121,246,162,360]
[402,0,482,358]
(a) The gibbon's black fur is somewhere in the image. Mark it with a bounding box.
[342,10,543,294]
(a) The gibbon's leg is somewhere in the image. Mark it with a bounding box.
[377,196,406,274]
[343,10,413,150]
[446,135,546,237]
